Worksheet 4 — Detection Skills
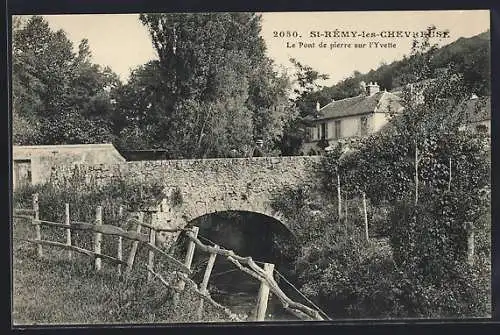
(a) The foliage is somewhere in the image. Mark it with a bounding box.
[170,187,183,207]
[13,174,165,224]
[12,16,120,145]
[270,184,405,318]
[318,26,490,206]
[388,187,490,317]
[111,13,293,158]
[271,27,491,319]
[278,58,330,155]
[320,29,490,100]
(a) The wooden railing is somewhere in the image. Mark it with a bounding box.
[13,193,328,322]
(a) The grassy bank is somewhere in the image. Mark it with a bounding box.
[12,218,232,325]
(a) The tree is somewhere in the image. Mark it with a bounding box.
[319,29,490,102]
[317,26,491,317]
[288,58,329,118]
[278,59,329,155]
[112,13,293,157]
[12,16,119,145]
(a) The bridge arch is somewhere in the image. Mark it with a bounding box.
[170,209,299,293]
[182,206,293,237]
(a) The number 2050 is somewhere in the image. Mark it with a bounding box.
[273,31,299,38]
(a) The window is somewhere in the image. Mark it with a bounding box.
[307,127,315,141]
[316,124,321,140]
[360,116,368,136]
[320,122,328,139]
[334,120,342,139]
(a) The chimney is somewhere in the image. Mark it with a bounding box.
[316,101,320,112]
[359,81,366,94]
[367,82,380,96]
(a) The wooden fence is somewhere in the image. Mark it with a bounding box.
[13,193,327,322]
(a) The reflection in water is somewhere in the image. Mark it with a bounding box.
[173,211,302,321]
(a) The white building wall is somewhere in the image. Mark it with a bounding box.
[308,114,377,141]
[303,112,396,154]
[372,113,391,132]
[12,144,126,189]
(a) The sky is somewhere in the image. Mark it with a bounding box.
[31,10,490,86]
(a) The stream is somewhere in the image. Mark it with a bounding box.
[181,210,308,321]
[195,257,302,321]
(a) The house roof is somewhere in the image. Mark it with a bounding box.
[12,143,126,161]
[305,91,403,122]
[13,143,118,151]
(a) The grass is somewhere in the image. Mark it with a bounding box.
[12,218,233,325]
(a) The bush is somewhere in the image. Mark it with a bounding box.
[14,177,165,224]
[388,186,491,317]
[271,184,405,318]
[271,177,490,318]
[294,219,405,318]
[13,177,166,259]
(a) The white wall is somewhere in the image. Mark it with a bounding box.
[307,112,393,142]
[12,144,126,188]
[372,113,391,132]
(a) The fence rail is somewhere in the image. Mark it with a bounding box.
[13,193,328,322]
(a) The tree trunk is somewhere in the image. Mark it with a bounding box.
[448,157,452,192]
[414,142,419,206]
[467,225,475,266]
[337,173,342,219]
[344,192,348,224]
[363,192,369,243]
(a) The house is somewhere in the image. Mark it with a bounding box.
[12,143,126,190]
[302,82,404,154]
[302,78,491,155]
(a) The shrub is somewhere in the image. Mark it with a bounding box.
[388,186,491,317]
[291,208,406,318]
[13,177,166,259]
[271,184,405,318]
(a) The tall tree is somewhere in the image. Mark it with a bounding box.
[278,58,329,156]
[112,13,292,158]
[12,16,119,145]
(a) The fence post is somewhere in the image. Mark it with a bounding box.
[147,224,156,283]
[33,193,42,258]
[65,203,72,261]
[197,245,218,320]
[180,226,199,290]
[126,212,143,276]
[117,205,124,276]
[363,192,369,243]
[94,206,103,271]
[174,226,199,304]
[254,262,275,321]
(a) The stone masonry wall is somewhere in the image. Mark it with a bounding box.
[49,156,322,245]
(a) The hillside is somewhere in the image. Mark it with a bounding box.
[318,30,490,104]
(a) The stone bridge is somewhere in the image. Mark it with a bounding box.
[50,156,322,244]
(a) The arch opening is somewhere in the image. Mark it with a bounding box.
[171,210,301,320]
